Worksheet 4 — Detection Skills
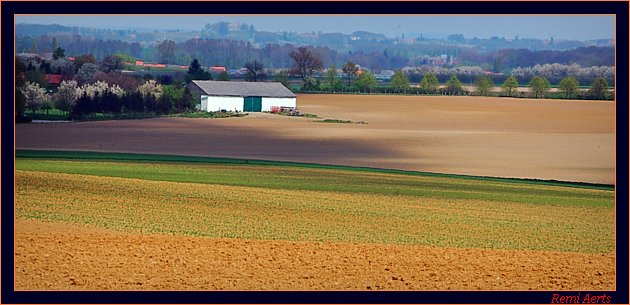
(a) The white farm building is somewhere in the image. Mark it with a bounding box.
[189,80,296,112]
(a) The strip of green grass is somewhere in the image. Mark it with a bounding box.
[16,153,614,208]
[16,169,614,253]
[15,150,614,191]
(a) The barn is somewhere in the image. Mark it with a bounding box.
[189,80,296,112]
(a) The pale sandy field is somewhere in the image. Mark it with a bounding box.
[16,94,615,184]
[15,219,615,290]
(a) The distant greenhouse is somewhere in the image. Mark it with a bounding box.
[189,80,296,112]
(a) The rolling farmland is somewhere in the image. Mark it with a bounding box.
[14,94,616,290]
[15,153,615,290]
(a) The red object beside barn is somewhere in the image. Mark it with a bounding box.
[211,66,227,73]
[45,74,64,85]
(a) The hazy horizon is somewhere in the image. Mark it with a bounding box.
[16,15,614,41]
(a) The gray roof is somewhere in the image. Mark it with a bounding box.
[192,81,296,98]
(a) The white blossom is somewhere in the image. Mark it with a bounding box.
[21,81,48,112]
[137,80,163,100]
[55,80,80,112]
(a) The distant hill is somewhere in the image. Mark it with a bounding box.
[16,23,74,37]
[14,22,614,75]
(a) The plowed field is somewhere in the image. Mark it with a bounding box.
[15,157,615,291]
[15,219,615,291]
[15,95,615,184]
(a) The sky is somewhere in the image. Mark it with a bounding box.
[16,15,615,41]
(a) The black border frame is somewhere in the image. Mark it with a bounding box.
[2,1,628,304]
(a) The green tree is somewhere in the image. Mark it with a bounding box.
[101,54,125,72]
[474,76,494,96]
[529,76,550,98]
[178,86,194,111]
[217,71,230,81]
[302,76,320,91]
[558,76,579,99]
[588,76,609,100]
[114,53,135,63]
[188,59,203,75]
[52,36,58,51]
[420,72,439,93]
[390,70,410,92]
[354,71,377,93]
[157,94,173,114]
[162,85,184,102]
[275,70,290,89]
[186,59,212,83]
[502,75,519,97]
[52,47,65,60]
[324,64,342,91]
[445,75,464,95]
[342,61,358,85]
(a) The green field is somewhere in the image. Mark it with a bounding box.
[15,150,615,253]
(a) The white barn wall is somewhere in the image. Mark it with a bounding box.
[205,96,244,112]
[200,96,209,111]
[261,97,297,111]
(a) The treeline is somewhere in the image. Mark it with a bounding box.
[16,53,197,119]
[16,34,614,72]
[298,69,613,101]
[402,64,614,86]
[18,79,195,120]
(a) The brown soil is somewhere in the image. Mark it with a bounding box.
[15,219,615,291]
[16,95,615,184]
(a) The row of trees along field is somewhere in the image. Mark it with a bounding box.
[302,68,611,100]
[282,48,611,100]
[16,46,613,120]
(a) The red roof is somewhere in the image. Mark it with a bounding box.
[45,74,64,85]
[211,66,227,72]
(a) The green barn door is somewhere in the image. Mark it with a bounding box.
[243,96,262,112]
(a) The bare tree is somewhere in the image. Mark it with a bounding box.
[289,47,323,82]
[244,60,266,82]
[342,61,358,85]
[156,40,177,64]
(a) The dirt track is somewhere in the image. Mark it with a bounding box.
[15,95,615,184]
[15,219,615,291]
